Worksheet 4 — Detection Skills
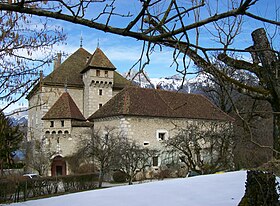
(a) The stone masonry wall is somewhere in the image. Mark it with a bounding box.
[28,86,83,141]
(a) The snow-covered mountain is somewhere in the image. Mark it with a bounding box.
[6,107,28,127]
[126,70,211,94]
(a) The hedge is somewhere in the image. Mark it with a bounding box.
[0,173,98,204]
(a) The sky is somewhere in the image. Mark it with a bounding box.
[46,0,279,78]
[4,171,248,206]
[4,0,280,112]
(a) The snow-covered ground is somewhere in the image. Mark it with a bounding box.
[5,171,247,206]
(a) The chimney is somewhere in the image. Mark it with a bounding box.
[54,53,62,70]
[39,70,43,92]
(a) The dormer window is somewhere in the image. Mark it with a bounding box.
[96,70,100,77]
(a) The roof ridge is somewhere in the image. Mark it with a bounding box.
[89,86,234,122]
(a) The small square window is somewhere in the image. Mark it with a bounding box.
[99,89,102,96]
[143,141,150,146]
[61,120,64,127]
[158,132,166,141]
[50,121,54,127]
[96,70,100,77]
[105,71,108,77]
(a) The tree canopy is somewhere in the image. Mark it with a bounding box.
[0,112,23,175]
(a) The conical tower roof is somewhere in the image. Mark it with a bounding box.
[42,92,85,121]
[81,47,116,73]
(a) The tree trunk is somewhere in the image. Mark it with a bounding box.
[272,105,280,158]
[250,28,280,158]
[98,168,104,188]
[128,176,133,185]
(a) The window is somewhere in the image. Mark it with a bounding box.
[61,120,64,127]
[50,121,54,127]
[143,141,150,146]
[105,71,108,77]
[99,104,102,109]
[158,133,166,140]
[99,89,102,96]
[156,129,168,141]
[152,156,159,167]
[96,70,100,77]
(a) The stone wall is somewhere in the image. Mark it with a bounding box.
[82,69,114,118]
[93,116,198,150]
[45,125,90,158]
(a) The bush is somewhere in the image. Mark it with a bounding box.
[0,173,98,204]
[112,171,128,183]
[155,169,171,180]
[61,173,98,192]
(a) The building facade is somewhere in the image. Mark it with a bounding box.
[27,47,130,176]
[27,47,233,176]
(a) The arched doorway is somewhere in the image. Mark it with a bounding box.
[51,155,66,176]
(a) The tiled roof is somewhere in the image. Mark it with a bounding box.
[88,87,234,122]
[42,92,86,121]
[27,47,131,99]
[43,47,91,87]
[81,47,116,73]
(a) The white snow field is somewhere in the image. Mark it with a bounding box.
[5,171,247,206]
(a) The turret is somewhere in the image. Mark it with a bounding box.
[81,48,116,118]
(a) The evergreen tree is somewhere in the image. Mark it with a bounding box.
[0,112,23,175]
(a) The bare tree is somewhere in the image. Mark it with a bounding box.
[81,127,123,188]
[115,139,158,185]
[197,60,273,168]
[164,122,234,174]
[26,139,51,176]
[0,1,279,155]
[0,11,64,111]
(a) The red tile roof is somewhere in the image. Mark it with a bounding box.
[42,92,86,121]
[88,87,234,122]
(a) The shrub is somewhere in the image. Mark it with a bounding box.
[61,173,98,192]
[0,173,98,204]
[112,171,128,183]
[155,169,171,180]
